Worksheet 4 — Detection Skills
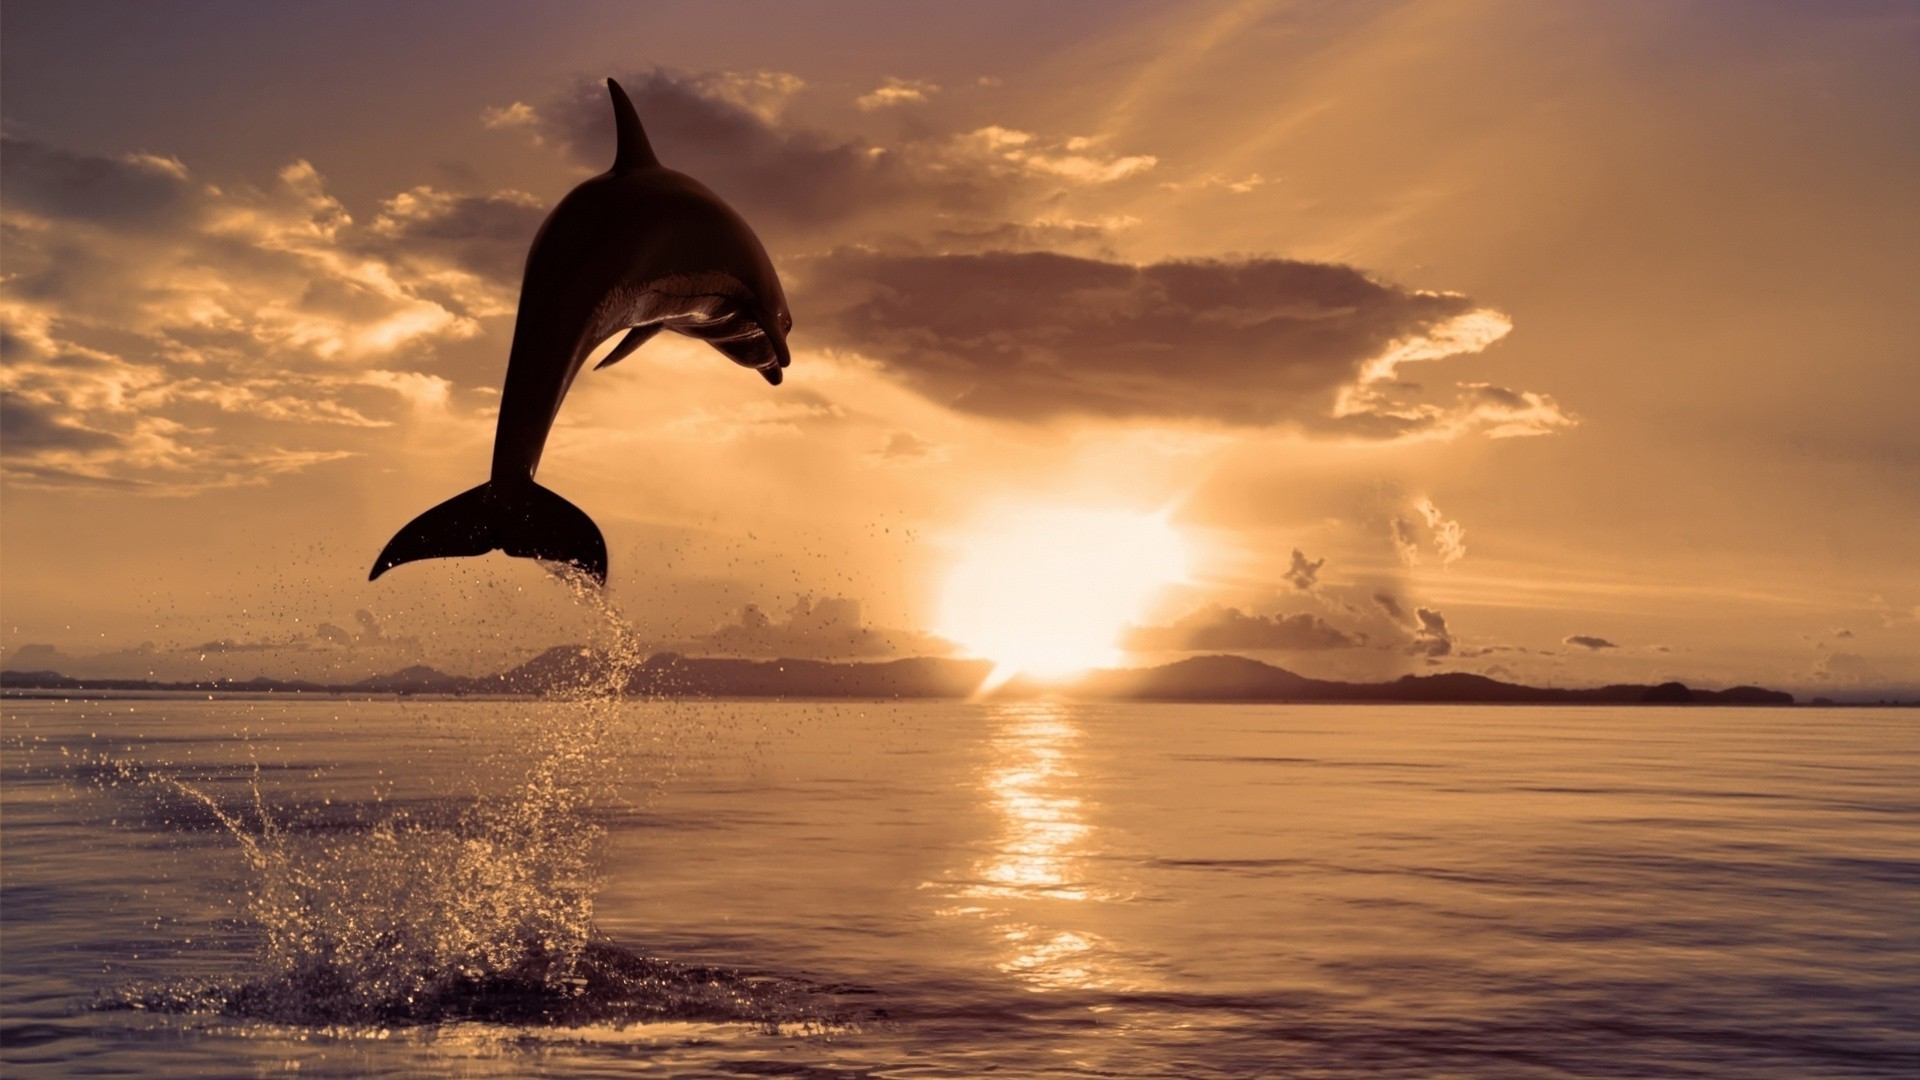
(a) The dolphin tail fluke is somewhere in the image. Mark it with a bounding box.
[369,481,608,584]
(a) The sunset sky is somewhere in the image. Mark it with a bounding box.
[3,0,1915,696]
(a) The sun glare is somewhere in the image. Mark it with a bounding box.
[938,506,1191,685]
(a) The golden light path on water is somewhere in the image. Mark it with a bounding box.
[937,702,1139,994]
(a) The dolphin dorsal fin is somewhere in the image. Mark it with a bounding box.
[606,78,659,172]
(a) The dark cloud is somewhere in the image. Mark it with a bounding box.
[1125,605,1363,652]
[684,596,950,660]
[1284,548,1325,591]
[0,136,194,227]
[524,69,1161,249]
[535,72,914,236]
[1410,607,1453,657]
[367,188,548,283]
[1564,634,1620,650]
[796,250,1518,432]
[1373,593,1406,621]
[0,396,119,452]
[2,643,69,670]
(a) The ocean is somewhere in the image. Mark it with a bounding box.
[2,693,1914,1078]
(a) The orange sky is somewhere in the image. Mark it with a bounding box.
[3,0,1916,696]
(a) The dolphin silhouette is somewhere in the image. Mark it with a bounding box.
[370,78,791,585]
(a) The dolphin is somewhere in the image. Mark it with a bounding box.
[370,77,792,585]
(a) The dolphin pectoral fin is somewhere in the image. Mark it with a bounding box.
[593,325,661,371]
[760,365,783,386]
[369,480,608,584]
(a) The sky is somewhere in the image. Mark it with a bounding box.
[2,0,1916,697]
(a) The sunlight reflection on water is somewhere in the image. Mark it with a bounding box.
[939,701,1140,993]
[973,703,1093,901]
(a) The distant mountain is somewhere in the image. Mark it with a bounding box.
[0,651,1804,705]
[347,665,468,694]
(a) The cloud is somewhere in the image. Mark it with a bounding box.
[481,101,540,132]
[1393,497,1467,565]
[1161,171,1270,195]
[1124,605,1364,652]
[857,77,938,110]
[872,430,942,462]
[1283,548,1325,591]
[947,127,1156,184]
[1373,593,1406,621]
[0,137,196,228]
[529,70,911,236]
[1410,607,1453,657]
[797,250,1553,435]
[699,70,809,123]
[1,396,118,452]
[367,185,547,286]
[1416,498,1467,564]
[681,596,950,660]
[1815,651,1886,686]
[1450,383,1578,439]
[1868,595,1920,627]
[1564,635,1620,650]
[521,69,1160,247]
[1,137,509,491]
[1,606,426,681]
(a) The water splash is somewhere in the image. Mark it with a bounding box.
[94,574,856,1029]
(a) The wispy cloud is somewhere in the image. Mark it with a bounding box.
[1394,497,1468,565]
[856,77,938,111]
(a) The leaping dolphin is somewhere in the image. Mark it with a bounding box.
[370,77,791,585]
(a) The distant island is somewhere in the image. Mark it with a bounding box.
[0,648,1813,705]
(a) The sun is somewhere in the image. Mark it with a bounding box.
[937,505,1192,685]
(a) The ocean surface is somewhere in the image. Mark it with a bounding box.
[2,693,1915,1078]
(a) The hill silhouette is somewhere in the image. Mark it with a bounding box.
[2,649,1796,705]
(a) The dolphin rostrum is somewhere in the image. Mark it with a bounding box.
[370,77,791,585]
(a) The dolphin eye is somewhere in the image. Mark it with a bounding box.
[779,311,793,333]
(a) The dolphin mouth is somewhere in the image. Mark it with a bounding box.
[756,324,791,385]
[691,310,790,385]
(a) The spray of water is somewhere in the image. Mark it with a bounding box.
[97,573,847,1029]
